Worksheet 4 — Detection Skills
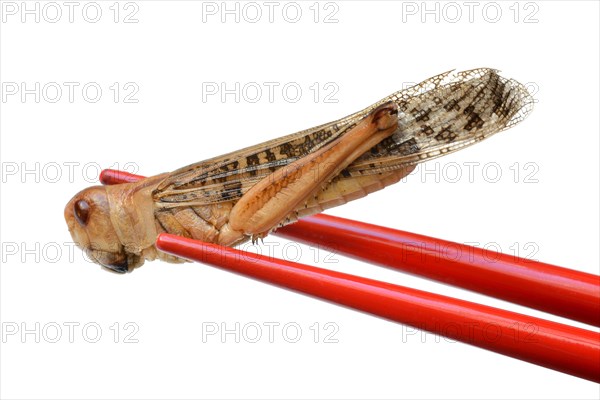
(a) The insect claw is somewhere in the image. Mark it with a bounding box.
[249,233,268,245]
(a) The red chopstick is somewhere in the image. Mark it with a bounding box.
[99,168,600,327]
[99,168,600,381]
[276,214,600,327]
[99,169,145,184]
[155,233,600,382]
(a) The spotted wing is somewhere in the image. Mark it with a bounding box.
[153,113,366,208]
[153,68,533,208]
[347,68,534,175]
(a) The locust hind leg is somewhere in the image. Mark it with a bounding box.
[228,101,400,240]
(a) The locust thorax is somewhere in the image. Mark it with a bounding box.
[64,174,167,273]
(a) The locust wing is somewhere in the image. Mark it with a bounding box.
[154,68,533,209]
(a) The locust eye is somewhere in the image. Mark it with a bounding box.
[74,199,90,226]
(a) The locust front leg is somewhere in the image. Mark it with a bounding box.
[228,102,400,240]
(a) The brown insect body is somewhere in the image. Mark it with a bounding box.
[65,68,533,273]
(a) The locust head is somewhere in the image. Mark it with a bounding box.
[64,186,143,273]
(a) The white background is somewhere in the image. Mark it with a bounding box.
[1,1,599,399]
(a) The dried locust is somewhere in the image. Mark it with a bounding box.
[64,68,533,273]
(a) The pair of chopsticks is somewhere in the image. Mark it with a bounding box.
[99,169,600,382]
